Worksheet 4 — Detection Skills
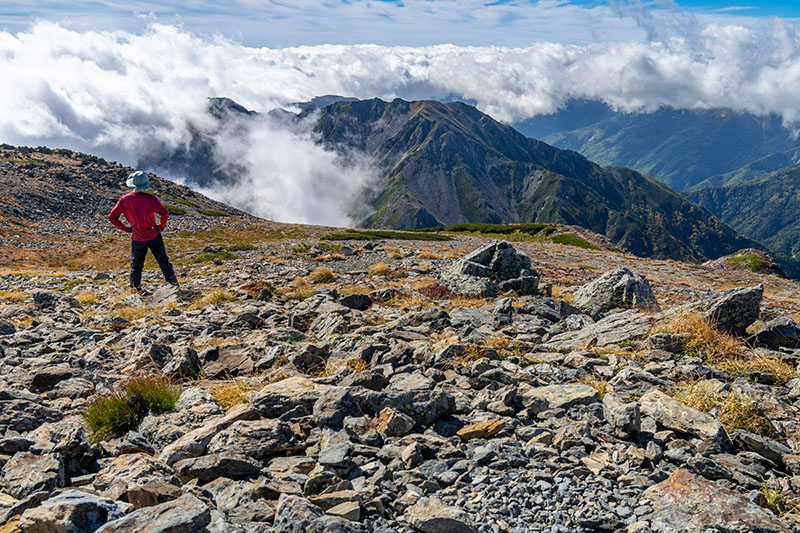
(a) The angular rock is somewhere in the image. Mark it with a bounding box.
[93,453,179,501]
[440,241,537,297]
[30,367,73,393]
[2,452,64,499]
[754,316,800,349]
[159,403,259,466]
[602,393,641,440]
[203,345,255,379]
[573,267,660,316]
[374,407,416,437]
[313,388,363,429]
[18,490,126,533]
[641,469,792,532]
[126,482,182,509]
[173,453,262,483]
[456,420,505,441]
[517,383,599,413]
[327,501,360,521]
[547,309,654,351]
[340,294,372,311]
[702,284,763,334]
[206,419,304,460]
[640,389,730,447]
[649,332,691,353]
[402,496,477,533]
[162,347,201,380]
[96,494,211,533]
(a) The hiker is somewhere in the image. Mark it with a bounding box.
[108,170,179,290]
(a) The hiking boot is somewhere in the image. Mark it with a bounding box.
[168,279,180,288]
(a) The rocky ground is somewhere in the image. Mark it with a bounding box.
[0,230,799,533]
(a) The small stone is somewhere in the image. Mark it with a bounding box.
[326,501,360,521]
[456,420,505,441]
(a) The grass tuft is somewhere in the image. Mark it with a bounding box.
[208,379,261,411]
[307,267,336,283]
[189,289,236,310]
[83,375,180,443]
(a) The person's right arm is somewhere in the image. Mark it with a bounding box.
[108,198,132,233]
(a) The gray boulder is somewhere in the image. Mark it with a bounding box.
[2,452,65,499]
[18,490,126,533]
[313,388,363,429]
[440,241,539,297]
[401,496,478,533]
[754,316,800,349]
[573,267,660,316]
[641,469,793,532]
[640,388,730,448]
[602,393,641,440]
[96,494,211,533]
[702,284,763,334]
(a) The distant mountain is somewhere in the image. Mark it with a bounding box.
[514,100,800,192]
[142,96,783,267]
[690,164,800,259]
[306,98,765,263]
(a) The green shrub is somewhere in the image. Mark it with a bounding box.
[197,208,230,217]
[417,223,557,236]
[165,195,200,208]
[83,376,180,443]
[322,230,450,241]
[227,244,257,252]
[550,234,600,250]
[165,204,187,215]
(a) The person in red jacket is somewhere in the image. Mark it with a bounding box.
[109,171,179,290]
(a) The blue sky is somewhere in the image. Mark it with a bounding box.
[1,1,798,47]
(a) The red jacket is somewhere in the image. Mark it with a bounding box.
[109,192,169,241]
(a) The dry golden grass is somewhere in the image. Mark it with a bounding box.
[419,251,445,259]
[672,382,776,438]
[388,251,403,260]
[656,312,744,360]
[442,295,488,311]
[713,355,796,386]
[339,285,371,296]
[671,380,721,413]
[346,359,370,372]
[189,289,236,310]
[368,262,393,277]
[387,292,433,309]
[114,306,155,321]
[579,378,613,400]
[307,267,336,283]
[281,277,314,301]
[75,291,99,305]
[719,392,776,438]
[208,379,261,411]
[0,290,28,301]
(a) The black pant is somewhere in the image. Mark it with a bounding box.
[130,233,177,288]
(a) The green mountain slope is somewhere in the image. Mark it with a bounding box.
[514,101,799,192]
[309,98,763,263]
[690,164,800,258]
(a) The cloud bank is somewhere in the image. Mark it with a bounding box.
[3,20,800,223]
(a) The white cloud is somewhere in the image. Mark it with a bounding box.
[3,19,800,223]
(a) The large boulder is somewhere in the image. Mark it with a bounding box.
[440,241,539,297]
[754,316,800,349]
[573,267,659,316]
[18,490,126,533]
[640,389,730,448]
[702,284,762,334]
[401,497,478,533]
[96,494,211,533]
[640,469,793,532]
[2,452,65,499]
